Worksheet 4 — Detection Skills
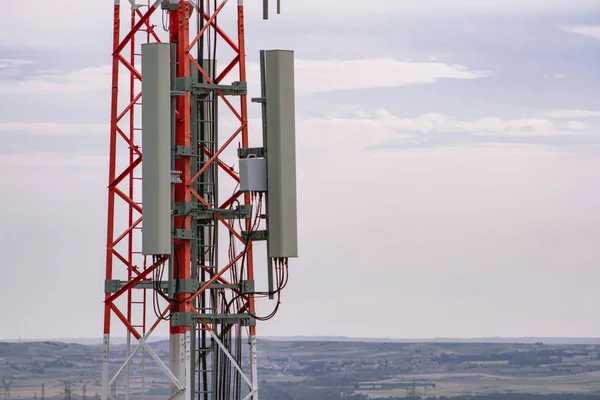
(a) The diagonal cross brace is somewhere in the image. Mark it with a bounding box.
[242,390,258,400]
[109,332,183,392]
[209,329,253,388]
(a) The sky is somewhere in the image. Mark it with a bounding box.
[1,0,600,341]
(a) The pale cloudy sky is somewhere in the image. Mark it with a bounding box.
[1,0,600,340]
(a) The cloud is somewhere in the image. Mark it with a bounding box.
[6,0,597,41]
[545,109,600,119]
[563,120,591,131]
[3,108,597,159]
[247,58,492,95]
[0,65,110,94]
[4,133,600,339]
[0,123,107,136]
[0,123,108,156]
[281,0,599,17]
[295,109,600,152]
[2,0,111,49]
[0,152,107,169]
[560,25,600,39]
[3,0,600,341]
[0,58,36,78]
[309,109,592,137]
[0,57,489,98]
[0,59,35,69]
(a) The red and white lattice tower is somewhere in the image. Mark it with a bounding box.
[102,0,298,399]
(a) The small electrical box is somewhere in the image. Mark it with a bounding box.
[239,156,267,192]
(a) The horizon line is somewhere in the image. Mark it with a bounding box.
[2,335,600,343]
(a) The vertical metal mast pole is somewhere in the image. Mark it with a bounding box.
[170,3,192,400]
[237,2,259,398]
[125,10,138,400]
[102,2,121,399]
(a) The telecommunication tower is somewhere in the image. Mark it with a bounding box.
[63,381,72,400]
[102,0,298,399]
[2,376,12,400]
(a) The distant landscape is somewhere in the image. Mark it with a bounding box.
[2,338,600,399]
[6,336,600,345]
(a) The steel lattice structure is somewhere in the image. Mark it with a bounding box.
[102,1,294,399]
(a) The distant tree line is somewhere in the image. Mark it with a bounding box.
[368,395,600,400]
[261,382,600,400]
[434,349,574,366]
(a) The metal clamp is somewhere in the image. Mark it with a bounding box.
[173,203,253,220]
[173,229,197,240]
[238,147,265,158]
[175,78,247,95]
[171,170,182,183]
[242,230,268,241]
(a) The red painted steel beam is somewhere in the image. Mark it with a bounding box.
[114,0,161,55]
[105,256,167,304]
[116,126,141,156]
[104,3,121,336]
[108,156,141,189]
[189,124,245,184]
[203,11,238,52]
[202,146,239,182]
[215,55,240,84]
[114,188,143,214]
[118,54,142,81]
[110,303,142,340]
[135,8,162,43]
[112,217,142,248]
[236,3,257,337]
[189,55,243,121]
[112,249,142,277]
[188,251,247,305]
[188,1,228,52]
[220,190,243,209]
[171,2,193,336]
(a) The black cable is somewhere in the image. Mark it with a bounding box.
[150,256,171,321]
[213,0,218,83]
[223,258,289,321]
[239,195,263,280]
